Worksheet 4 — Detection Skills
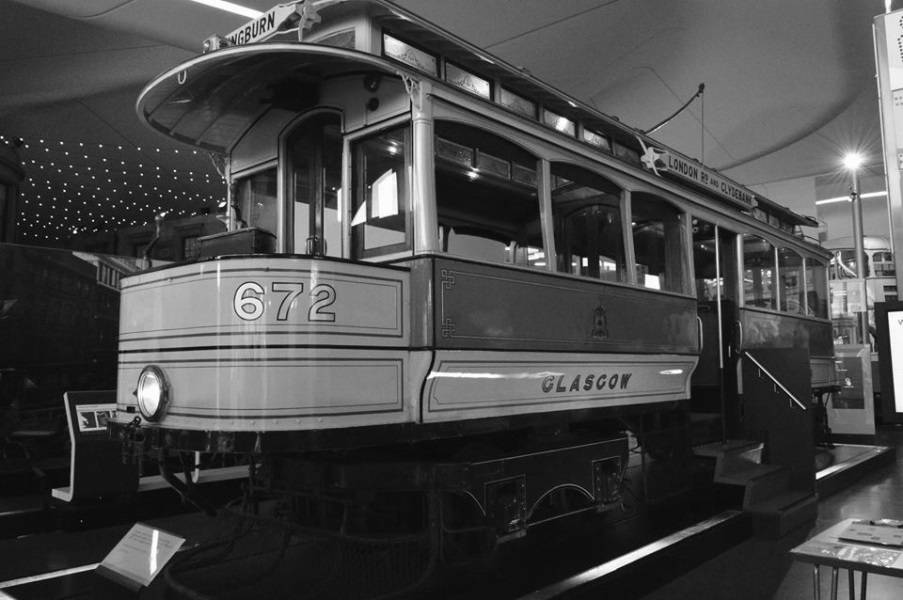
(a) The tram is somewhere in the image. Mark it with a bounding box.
[824,235,897,344]
[111,0,837,581]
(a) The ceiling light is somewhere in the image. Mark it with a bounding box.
[842,152,863,171]
[185,0,262,19]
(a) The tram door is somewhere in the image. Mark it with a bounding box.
[691,219,740,443]
[288,113,343,256]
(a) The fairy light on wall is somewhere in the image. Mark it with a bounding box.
[1,134,226,244]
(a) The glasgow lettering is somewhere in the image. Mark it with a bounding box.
[541,372,633,394]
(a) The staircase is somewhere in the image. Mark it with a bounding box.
[694,439,817,539]
[690,347,820,539]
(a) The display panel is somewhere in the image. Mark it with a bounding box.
[887,309,903,413]
[875,301,903,423]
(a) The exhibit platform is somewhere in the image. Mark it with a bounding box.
[0,428,896,600]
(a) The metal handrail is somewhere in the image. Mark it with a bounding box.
[743,351,808,411]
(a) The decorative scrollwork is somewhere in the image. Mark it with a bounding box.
[401,74,421,111]
[441,317,456,338]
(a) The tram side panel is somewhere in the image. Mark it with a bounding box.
[414,256,700,424]
[115,254,700,440]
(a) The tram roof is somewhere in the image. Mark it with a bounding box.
[137,44,399,153]
[136,0,818,229]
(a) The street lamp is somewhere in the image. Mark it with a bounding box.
[844,152,870,345]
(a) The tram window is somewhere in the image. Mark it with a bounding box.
[551,163,624,281]
[692,219,736,301]
[806,258,829,318]
[434,121,543,268]
[873,251,895,276]
[235,168,277,234]
[778,248,804,315]
[351,125,411,258]
[743,235,776,309]
[631,193,685,293]
[288,113,342,256]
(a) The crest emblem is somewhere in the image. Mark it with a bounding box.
[639,145,664,176]
[591,299,609,340]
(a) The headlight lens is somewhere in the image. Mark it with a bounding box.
[136,366,169,421]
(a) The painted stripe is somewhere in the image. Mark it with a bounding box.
[158,403,406,418]
[123,264,409,291]
[426,390,684,413]
[118,343,407,356]
[118,355,407,365]
[119,328,406,343]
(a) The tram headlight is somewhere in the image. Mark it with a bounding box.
[136,366,169,421]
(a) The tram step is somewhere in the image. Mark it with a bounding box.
[694,439,764,464]
[747,491,818,539]
[688,412,723,446]
[737,466,791,510]
[715,458,786,489]
[746,488,815,514]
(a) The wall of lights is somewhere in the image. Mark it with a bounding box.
[0,134,227,247]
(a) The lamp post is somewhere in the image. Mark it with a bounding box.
[844,153,870,345]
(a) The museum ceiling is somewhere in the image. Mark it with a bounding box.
[0,0,889,245]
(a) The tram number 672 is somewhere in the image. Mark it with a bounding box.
[233,281,337,322]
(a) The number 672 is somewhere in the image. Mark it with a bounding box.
[233,281,337,322]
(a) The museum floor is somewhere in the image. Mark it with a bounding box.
[0,426,900,599]
[635,425,903,600]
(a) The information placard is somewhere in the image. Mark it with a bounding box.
[97,523,185,590]
[828,345,876,437]
[75,403,114,433]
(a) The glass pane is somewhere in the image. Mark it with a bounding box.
[0,185,8,243]
[778,248,804,314]
[289,114,342,256]
[806,258,829,318]
[552,163,624,281]
[434,121,542,268]
[632,193,685,293]
[351,126,410,257]
[743,235,775,309]
[383,33,437,75]
[692,219,735,301]
[236,168,277,234]
[542,109,576,136]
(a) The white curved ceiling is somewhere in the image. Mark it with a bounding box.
[0,0,891,242]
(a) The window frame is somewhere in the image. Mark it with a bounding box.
[629,191,690,295]
[432,118,547,270]
[282,111,344,257]
[349,121,414,260]
[549,160,627,282]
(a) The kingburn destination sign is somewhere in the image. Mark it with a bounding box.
[640,146,757,212]
[223,2,320,47]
